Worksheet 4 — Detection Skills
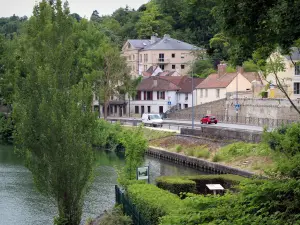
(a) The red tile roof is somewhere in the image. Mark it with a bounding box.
[196,72,260,89]
[137,76,182,91]
[178,77,205,93]
[159,76,185,86]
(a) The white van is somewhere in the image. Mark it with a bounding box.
[141,113,163,127]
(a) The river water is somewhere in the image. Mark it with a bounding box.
[0,144,207,225]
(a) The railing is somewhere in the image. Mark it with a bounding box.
[115,185,150,225]
[155,58,170,64]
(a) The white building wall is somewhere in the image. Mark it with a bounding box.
[196,88,227,104]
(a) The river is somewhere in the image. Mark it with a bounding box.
[0,144,208,225]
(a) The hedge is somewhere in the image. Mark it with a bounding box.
[156,174,245,195]
[127,184,183,225]
[156,177,196,195]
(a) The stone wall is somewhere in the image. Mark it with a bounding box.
[167,97,300,127]
[181,127,262,143]
[167,98,227,120]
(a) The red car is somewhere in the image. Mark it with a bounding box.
[201,115,218,124]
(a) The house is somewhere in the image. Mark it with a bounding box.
[177,77,204,109]
[266,48,300,99]
[196,64,262,105]
[142,66,182,77]
[122,34,201,77]
[128,76,204,115]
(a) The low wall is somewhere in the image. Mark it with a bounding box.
[147,147,255,178]
[180,127,262,143]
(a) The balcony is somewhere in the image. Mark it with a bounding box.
[155,58,170,64]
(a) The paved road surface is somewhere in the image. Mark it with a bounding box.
[107,117,264,132]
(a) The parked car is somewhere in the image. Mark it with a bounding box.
[201,115,218,124]
[142,113,163,127]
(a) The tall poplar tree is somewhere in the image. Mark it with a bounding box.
[13,1,96,224]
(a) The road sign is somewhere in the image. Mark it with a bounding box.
[235,103,240,110]
[168,101,171,105]
[137,166,149,183]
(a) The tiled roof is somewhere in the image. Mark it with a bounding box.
[142,35,200,51]
[196,72,261,89]
[196,73,237,89]
[178,77,205,93]
[159,76,185,86]
[285,47,300,60]
[127,35,200,51]
[137,76,181,91]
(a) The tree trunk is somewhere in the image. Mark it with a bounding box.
[98,98,101,119]
[103,101,108,120]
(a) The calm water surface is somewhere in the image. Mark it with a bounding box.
[0,144,206,225]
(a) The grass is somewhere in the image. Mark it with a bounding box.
[124,126,176,141]
[175,144,182,153]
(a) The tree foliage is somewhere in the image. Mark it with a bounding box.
[13,1,96,224]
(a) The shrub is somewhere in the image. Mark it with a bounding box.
[0,113,14,143]
[96,206,132,225]
[156,176,196,195]
[175,144,182,153]
[127,184,183,225]
[194,147,210,159]
[184,148,195,156]
[212,153,222,162]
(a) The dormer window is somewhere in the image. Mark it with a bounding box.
[128,43,131,49]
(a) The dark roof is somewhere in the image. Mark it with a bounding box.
[159,76,185,86]
[127,35,201,51]
[178,77,205,93]
[137,76,183,91]
[285,47,300,60]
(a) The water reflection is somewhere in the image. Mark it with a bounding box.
[0,145,207,225]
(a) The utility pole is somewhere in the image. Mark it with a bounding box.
[236,71,238,123]
[192,58,195,129]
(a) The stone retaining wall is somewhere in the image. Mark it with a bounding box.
[147,147,255,178]
[180,127,262,143]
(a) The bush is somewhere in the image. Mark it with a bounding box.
[175,144,182,153]
[95,206,132,225]
[127,184,183,225]
[212,153,222,162]
[0,113,14,142]
[156,175,244,195]
[194,147,210,159]
[217,142,271,162]
[156,177,196,195]
[184,148,194,156]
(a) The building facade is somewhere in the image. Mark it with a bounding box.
[196,64,262,105]
[122,34,200,77]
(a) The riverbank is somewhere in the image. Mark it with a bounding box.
[149,135,273,176]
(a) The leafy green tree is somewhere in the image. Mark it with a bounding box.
[13,1,96,224]
[136,1,173,38]
[190,59,216,78]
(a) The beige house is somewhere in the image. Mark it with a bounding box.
[122,34,200,77]
[266,48,300,99]
[196,64,262,105]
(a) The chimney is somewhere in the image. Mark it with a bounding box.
[150,35,158,44]
[164,34,170,39]
[217,63,227,77]
[237,66,244,74]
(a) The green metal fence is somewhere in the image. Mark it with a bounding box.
[115,185,150,225]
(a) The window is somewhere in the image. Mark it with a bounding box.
[184,104,188,108]
[140,54,142,62]
[159,53,164,62]
[295,65,300,75]
[145,91,153,100]
[181,65,185,69]
[133,55,135,60]
[200,89,203,98]
[135,91,141,100]
[159,64,165,70]
[172,65,175,69]
[144,54,148,62]
[157,91,165,100]
[144,65,147,71]
[216,89,220,98]
[205,89,208,97]
[172,53,175,58]
[135,106,139,114]
[185,93,188,100]
[181,53,184,58]
[148,106,151,113]
[159,106,164,113]
[294,83,300,94]
[129,55,131,60]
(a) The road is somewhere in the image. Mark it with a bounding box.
[107,117,264,132]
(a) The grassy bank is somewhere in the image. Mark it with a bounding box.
[149,136,274,175]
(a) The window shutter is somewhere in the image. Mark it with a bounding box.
[157,91,159,100]
[162,91,165,100]
[150,91,153,100]
[144,91,146,100]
